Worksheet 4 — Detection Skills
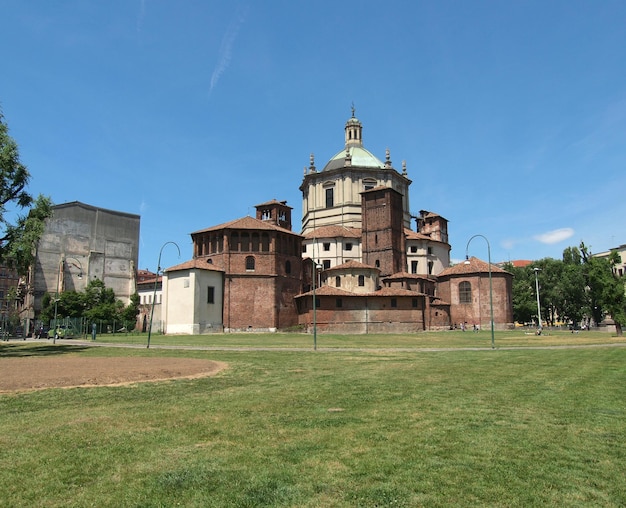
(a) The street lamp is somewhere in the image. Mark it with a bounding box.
[465,234,495,349]
[147,241,180,349]
[312,260,322,350]
[52,256,83,344]
[533,267,542,334]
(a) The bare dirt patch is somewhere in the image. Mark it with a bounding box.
[0,357,227,393]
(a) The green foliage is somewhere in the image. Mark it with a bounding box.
[0,112,52,275]
[505,262,535,324]
[120,293,140,328]
[580,245,626,335]
[510,242,625,332]
[40,278,139,331]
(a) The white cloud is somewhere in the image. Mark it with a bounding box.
[501,238,517,250]
[534,228,575,245]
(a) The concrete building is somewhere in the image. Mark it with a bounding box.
[0,264,23,335]
[25,201,140,331]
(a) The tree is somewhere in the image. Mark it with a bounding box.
[556,261,587,326]
[510,244,625,334]
[119,293,140,330]
[82,279,118,325]
[505,262,535,324]
[40,279,140,332]
[580,242,625,335]
[0,112,52,274]
[603,250,625,336]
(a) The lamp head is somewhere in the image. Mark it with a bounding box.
[464,255,470,265]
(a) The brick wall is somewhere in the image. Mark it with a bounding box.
[361,187,406,276]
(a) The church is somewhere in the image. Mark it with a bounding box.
[161,110,513,334]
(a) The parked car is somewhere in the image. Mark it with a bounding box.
[48,325,77,339]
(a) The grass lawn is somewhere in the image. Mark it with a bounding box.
[1,333,625,507]
[77,328,625,349]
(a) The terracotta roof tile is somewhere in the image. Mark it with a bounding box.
[382,271,433,281]
[420,210,448,221]
[164,259,225,273]
[438,256,509,277]
[404,228,432,240]
[509,260,532,268]
[326,260,379,271]
[192,216,301,236]
[255,199,291,208]
[304,225,361,239]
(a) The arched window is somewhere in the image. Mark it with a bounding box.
[335,275,341,287]
[459,281,472,304]
[245,256,255,271]
[358,275,365,287]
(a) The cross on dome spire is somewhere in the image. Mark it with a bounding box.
[345,103,363,147]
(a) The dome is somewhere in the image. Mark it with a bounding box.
[322,146,385,172]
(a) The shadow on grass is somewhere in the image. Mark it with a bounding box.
[0,343,90,358]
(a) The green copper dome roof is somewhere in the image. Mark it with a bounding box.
[322,146,385,172]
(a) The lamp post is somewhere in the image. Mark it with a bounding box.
[465,234,495,349]
[52,256,83,344]
[533,267,542,333]
[312,260,322,350]
[52,259,62,344]
[147,241,180,349]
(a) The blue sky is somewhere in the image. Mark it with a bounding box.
[2,0,625,271]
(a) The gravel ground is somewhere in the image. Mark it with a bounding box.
[0,356,226,393]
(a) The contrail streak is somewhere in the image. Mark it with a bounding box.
[209,6,248,96]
